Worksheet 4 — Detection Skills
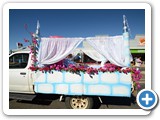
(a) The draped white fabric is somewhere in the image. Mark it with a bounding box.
[86,36,127,67]
[81,49,106,62]
[38,38,84,66]
[37,36,130,67]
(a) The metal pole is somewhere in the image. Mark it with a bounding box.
[123,15,130,67]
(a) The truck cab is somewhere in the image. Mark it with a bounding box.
[9,51,34,94]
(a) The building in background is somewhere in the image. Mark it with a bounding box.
[129,34,145,62]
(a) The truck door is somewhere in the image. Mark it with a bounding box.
[9,53,30,93]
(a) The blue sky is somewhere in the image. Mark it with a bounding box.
[9,9,145,50]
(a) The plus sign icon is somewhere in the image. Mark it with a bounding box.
[137,89,158,110]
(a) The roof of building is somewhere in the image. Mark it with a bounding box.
[129,34,145,49]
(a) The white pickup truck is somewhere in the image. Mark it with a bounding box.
[9,49,135,109]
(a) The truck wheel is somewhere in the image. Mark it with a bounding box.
[65,96,94,109]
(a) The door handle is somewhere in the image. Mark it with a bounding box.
[20,72,26,75]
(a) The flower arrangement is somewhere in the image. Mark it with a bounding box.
[27,33,39,67]
[29,63,142,89]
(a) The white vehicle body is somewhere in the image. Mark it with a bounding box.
[9,51,35,94]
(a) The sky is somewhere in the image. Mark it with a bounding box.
[9,9,145,50]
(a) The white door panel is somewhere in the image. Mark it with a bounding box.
[9,69,29,92]
[9,53,30,93]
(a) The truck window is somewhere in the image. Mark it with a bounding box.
[9,53,29,69]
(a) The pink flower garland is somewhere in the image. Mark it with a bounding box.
[29,63,142,89]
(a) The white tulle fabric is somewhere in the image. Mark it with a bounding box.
[81,49,106,62]
[37,36,130,67]
[86,36,127,67]
[38,38,84,66]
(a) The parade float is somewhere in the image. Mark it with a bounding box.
[10,15,142,109]
[29,15,141,97]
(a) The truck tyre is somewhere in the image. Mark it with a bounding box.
[65,96,94,109]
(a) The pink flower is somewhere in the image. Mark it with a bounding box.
[61,65,65,69]
[55,66,60,71]
[50,65,56,69]
[32,39,37,44]
[29,66,39,71]
[122,69,127,74]
[98,67,106,72]
[137,84,141,89]
[108,67,115,72]
[64,68,69,71]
